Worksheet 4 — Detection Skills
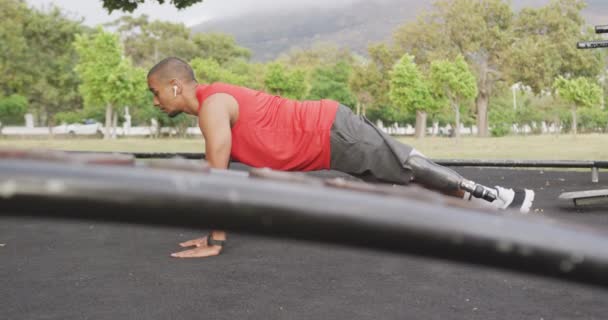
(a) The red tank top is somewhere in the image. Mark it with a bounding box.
[196,83,339,171]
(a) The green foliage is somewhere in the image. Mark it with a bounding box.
[489,106,515,137]
[365,44,397,109]
[429,55,477,115]
[192,33,251,65]
[0,1,85,124]
[488,89,516,136]
[130,90,195,135]
[430,56,477,101]
[578,107,608,132]
[553,76,602,109]
[190,57,253,87]
[393,14,453,67]
[110,16,252,70]
[389,54,435,121]
[263,63,307,99]
[225,60,266,90]
[509,0,605,93]
[365,105,416,126]
[74,29,146,110]
[0,0,30,95]
[108,16,196,68]
[349,61,381,111]
[54,111,84,124]
[307,60,357,108]
[279,44,355,70]
[392,0,515,136]
[0,94,28,125]
[101,0,203,13]
[515,107,542,134]
[74,28,149,138]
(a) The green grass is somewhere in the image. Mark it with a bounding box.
[397,134,608,160]
[0,134,606,160]
[0,137,205,153]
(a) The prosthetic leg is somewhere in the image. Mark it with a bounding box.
[406,155,497,202]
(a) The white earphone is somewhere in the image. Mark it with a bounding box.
[173,86,178,97]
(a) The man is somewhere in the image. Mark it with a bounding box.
[147,57,534,259]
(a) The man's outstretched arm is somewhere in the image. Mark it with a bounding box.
[172,94,235,258]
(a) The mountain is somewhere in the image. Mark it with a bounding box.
[191,0,608,61]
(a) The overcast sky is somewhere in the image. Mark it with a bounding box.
[26,0,360,27]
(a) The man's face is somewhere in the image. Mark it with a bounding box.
[147,76,183,118]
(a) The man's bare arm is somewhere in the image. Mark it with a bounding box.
[198,94,235,169]
[171,94,235,259]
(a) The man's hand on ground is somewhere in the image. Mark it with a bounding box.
[171,236,222,258]
[178,237,208,248]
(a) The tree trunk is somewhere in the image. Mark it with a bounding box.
[415,110,427,139]
[104,104,113,140]
[476,91,489,137]
[571,107,577,136]
[45,107,54,140]
[48,119,55,140]
[453,102,461,139]
[475,57,490,137]
[111,110,118,140]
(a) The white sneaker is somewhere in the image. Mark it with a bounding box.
[465,186,535,213]
[493,186,535,213]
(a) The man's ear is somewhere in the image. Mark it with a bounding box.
[169,78,181,94]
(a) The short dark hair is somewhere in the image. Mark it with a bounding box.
[147,57,196,82]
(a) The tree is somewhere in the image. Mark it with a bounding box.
[108,15,197,68]
[553,76,602,135]
[101,0,203,13]
[263,63,307,99]
[109,15,252,70]
[392,13,456,67]
[389,54,436,138]
[279,43,355,70]
[307,60,357,108]
[190,57,256,87]
[74,28,147,139]
[0,0,30,95]
[508,0,604,94]
[349,61,383,116]
[392,0,514,137]
[192,33,251,65]
[438,0,513,137]
[23,6,85,125]
[429,56,478,138]
[578,106,608,133]
[0,1,85,125]
[362,44,398,121]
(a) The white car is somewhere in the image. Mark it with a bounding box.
[53,122,104,137]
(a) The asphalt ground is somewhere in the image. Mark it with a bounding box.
[1,167,608,320]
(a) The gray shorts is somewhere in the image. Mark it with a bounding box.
[329,105,414,184]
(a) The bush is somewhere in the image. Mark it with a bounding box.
[0,94,28,125]
[578,107,608,133]
[489,107,515,137]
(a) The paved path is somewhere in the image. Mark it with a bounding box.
[1,168,607,319]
